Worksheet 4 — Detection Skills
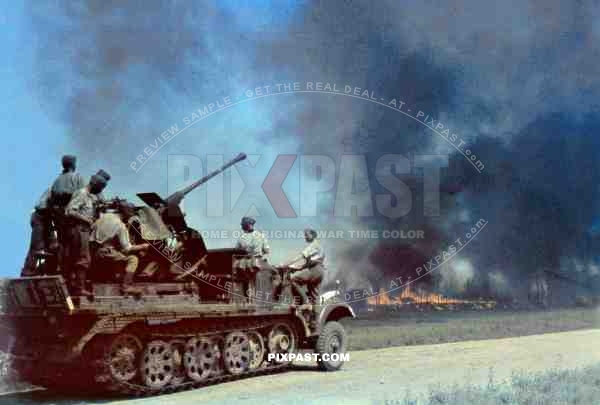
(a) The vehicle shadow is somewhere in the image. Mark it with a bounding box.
[289,363,322,372]
[0,389,117,405]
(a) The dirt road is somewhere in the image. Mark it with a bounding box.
[5,328,600,405]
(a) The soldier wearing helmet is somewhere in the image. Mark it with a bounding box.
[281,226,325,310]
[235,216,278,301]
[236,217,271,257]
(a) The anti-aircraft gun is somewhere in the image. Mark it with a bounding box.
[137,152,247,232]
[0,152,356,396]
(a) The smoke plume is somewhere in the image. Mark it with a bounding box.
[26,0,600,298]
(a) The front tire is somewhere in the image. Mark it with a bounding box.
[316,321,348,371]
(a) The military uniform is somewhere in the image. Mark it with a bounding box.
[64,186,101,292]
[49,169,86,274]
[289,238,326,305]
[89,213,139,281]
[236,229,271,269]
[49,172,86,208]
[235,219,277,302]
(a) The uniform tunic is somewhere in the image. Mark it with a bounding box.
[236,230,270,256]
[64,188,100,271]
[235,230,274,282]
[290,239,326,305]
[66,188,100,221]
[90,213,138,275]
[50,172,85,208]
[289,239,325,269]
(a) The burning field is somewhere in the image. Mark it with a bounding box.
[365,285,497,311]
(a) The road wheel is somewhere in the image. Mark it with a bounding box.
[140,340,174,389]
[267,323,297,365]
[185,336,220,382]
[106,333,143,384]
[224,332,251,375]
[316,321,348,371]
[247,331,266,370]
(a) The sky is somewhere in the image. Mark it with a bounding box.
[2,0,600,295]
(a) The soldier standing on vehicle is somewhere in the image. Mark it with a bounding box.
[281,227,325,310]
[235,216,278,301]
[89,201,150,294]
[64,170,110,296]
[20,188,57,276]
[48,155,86,272]
[236,216,271,259]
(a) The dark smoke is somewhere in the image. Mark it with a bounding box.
[26,0,600,299]
[456,113,600,285]
[26,0,264,167]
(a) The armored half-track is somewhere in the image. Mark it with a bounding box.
[0,153,355,396]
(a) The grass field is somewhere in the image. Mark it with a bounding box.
[342,307,600,351]
[395,365,600,405]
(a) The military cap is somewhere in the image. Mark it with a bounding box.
[96,169,111,182]
[304,227,318,238]
[90,175,107,187]
[241,216,256,226]
[61,155,77,169]
[115,199,136,220]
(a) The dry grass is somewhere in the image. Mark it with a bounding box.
[396,365,600,404]
[342,307,600,351]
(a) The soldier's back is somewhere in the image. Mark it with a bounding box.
[50,172,85,207]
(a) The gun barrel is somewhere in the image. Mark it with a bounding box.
[166,153,247,204]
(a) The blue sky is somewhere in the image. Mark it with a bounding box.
[1,3,70,275]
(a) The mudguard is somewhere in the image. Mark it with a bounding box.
[317,302,356,327]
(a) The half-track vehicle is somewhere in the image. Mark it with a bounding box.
[0,153,355,396]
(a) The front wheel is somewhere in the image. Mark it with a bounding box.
[316,321,348,371]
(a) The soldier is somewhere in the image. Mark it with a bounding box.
[236,216,270,258]
[235,217,278,301]
[21,188,57,276]
[22,155,85,276]
[64,170,110,296]
[47,155,86,273]
[89,201,150,294]
[281,227,325,310]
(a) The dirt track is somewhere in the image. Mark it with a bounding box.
[5,328,600,405]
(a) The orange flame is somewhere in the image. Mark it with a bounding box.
[367,285,482,306]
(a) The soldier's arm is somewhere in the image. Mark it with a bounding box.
[299,242,324,266]
[65,192,94,225]
[261,234,271,256]
[118,224,149,254]
[280,249,308,269]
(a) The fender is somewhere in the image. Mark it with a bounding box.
[317,303,355,328]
